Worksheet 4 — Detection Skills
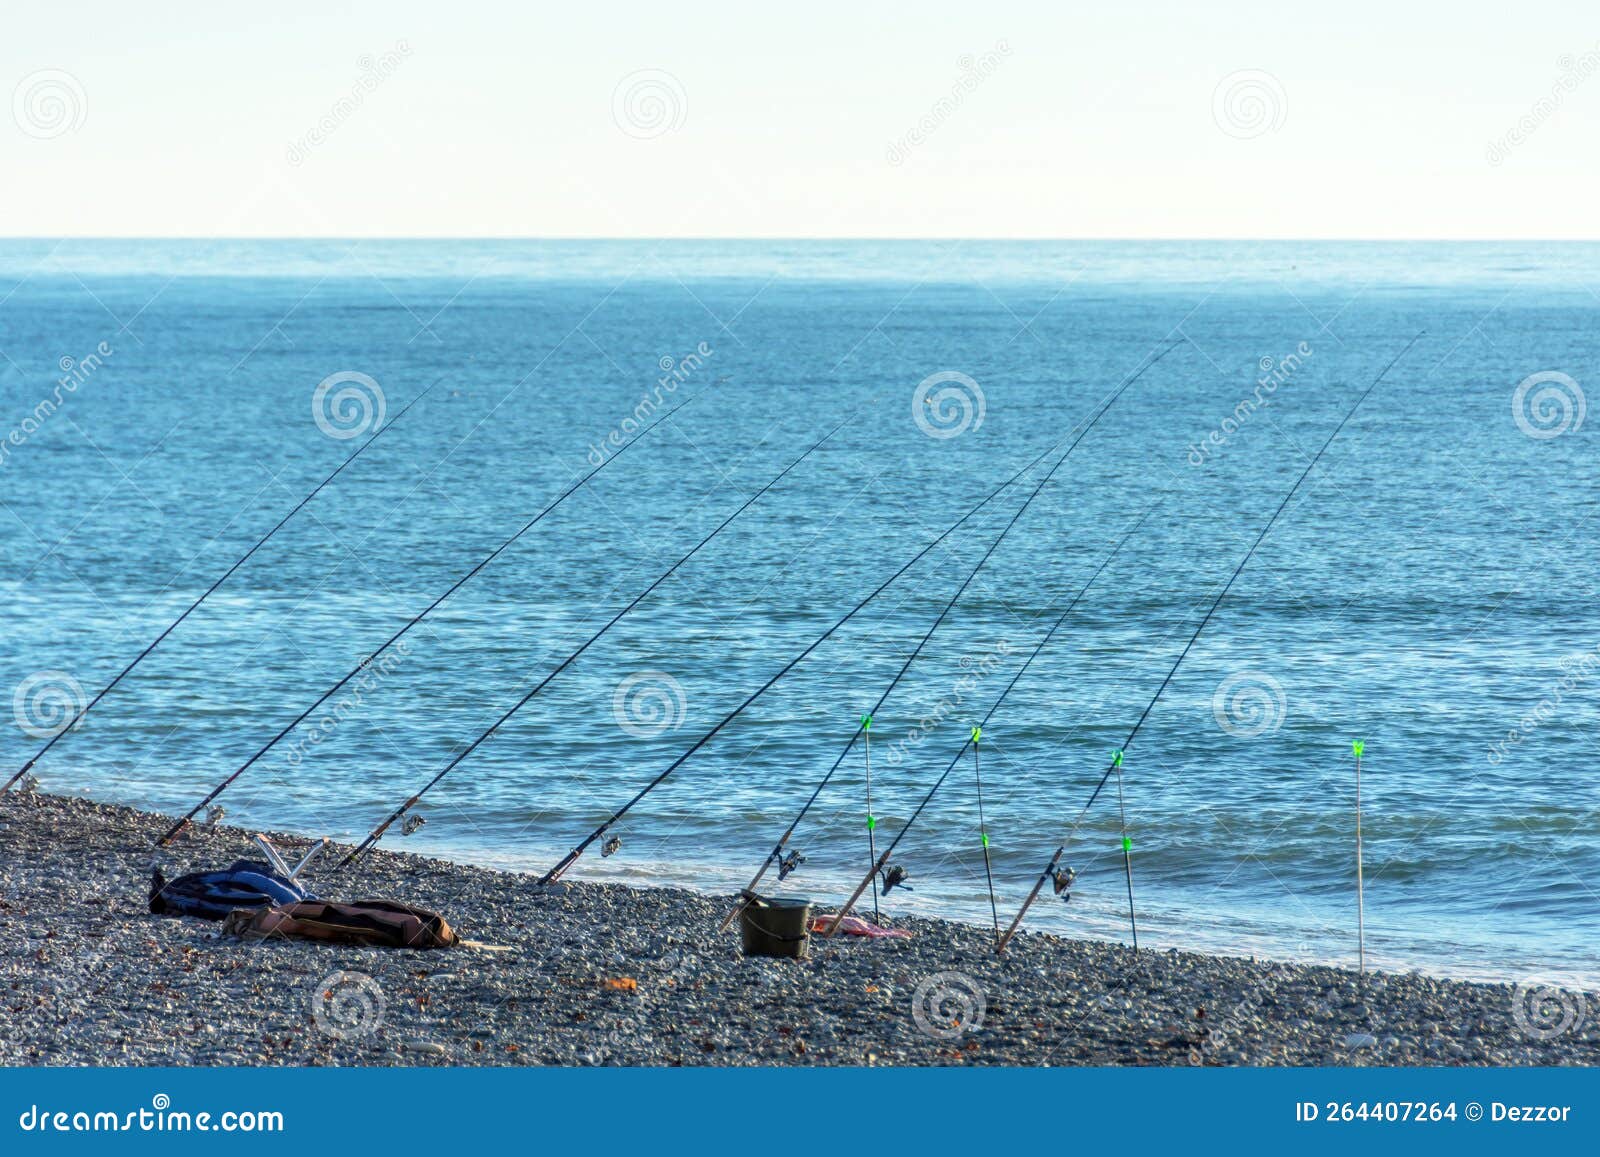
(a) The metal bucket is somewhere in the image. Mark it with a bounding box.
[738,891,811,959]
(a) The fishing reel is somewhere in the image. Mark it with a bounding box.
[1049,864,1077,901]
[601,836,623,858]
[16,772,39,794]
[401,814,426,837]
[204,804,226,827]
[880,864,911,894]
[776,849,805,880]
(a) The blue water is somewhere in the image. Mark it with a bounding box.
[2,240,1595,985]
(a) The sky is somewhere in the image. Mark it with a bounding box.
[2,1,1598,238]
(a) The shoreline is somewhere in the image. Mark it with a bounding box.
[2,792,1595,1067]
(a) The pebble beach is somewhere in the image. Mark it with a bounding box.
[1,792,1595,1068]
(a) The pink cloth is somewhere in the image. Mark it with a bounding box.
[809,914,913,939]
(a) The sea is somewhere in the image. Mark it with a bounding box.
[1,239,1595,985]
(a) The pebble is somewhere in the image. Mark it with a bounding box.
[2,792,1596,1068]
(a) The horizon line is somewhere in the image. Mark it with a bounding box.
[3,235,1600,244]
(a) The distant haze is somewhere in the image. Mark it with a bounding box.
[3,0,1598,238]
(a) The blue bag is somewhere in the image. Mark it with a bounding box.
[149,859,314,920]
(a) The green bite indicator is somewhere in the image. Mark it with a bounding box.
[971,726,981,744]
[981,832,990,848]
[1112,749,1124,767]
[866,815,876,830]
[1352,739,1364,758]
[1122,836,1132,853]
[862,714,872,731]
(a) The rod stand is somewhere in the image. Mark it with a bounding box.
[253,834,330,884]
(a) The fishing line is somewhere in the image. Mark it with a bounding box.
[338,408,856,867]
[972,726,1001,945]
[2,375,443,796]
[154,388,702,846]
[995,331,1424,953]
[716,340,1179,932]
[821,503,1158,937]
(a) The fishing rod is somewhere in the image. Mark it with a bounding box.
[337,409,856,867]
[2,376,441,795]
[715,341,1179,933]
[154,389,700,846]
[821,504,1156,939]
[863,717,879,922]
[994,331,1423,953]
[536,384,1148,887]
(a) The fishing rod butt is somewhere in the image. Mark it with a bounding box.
[2,759,37,794]
[999,850,1063,952]
[539,849,581,887]
[336,838,375,871]
[825,850,891,936]
[154,816,191,848]
[717,854,780,933]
